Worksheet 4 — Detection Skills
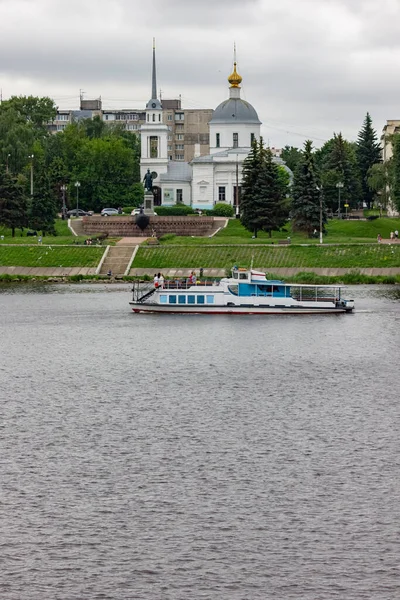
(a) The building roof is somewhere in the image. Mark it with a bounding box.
[191,147,251,163]
[159,161,192,182]
[209,98,261,125]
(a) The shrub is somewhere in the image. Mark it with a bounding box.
[159,233,177,242]
[366,215,379,221]
[155,205,195,216]
[211,203,235,217]
[122,206,134,214]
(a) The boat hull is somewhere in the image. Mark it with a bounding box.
[129,302,350,315]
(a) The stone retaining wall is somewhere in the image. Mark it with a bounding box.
[82,216,215,237]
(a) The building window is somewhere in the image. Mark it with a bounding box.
[168,135,172,140]
[152,114,155,122]
[176,189,183,203]
[159,114,161,122]
[175,112,184,121]
[150,136,158,158]
[218,186,226,201]
[216,133,220,148]
[175,144,184,150]
[167,145,172,151]
[176,134,184,140]
[147,114,149,122]
[167,114,172,121]
[57,114,69,121]
[251,133,255,145]
[175,154,184,160]
[233,132,238,148]
[104,114,109,121]
[57,124,66,131]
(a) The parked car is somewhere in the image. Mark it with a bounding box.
[131,208,142,215]
[67,209,91,217]
[101,208,119,216]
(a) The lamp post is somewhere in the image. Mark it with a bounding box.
[74,181,81,217]
[6,153,11,174]
[317,185,323,244]
[28,154,34,195]
[235,154,239,217]
[61,184,67,220]
[336,181,344,219]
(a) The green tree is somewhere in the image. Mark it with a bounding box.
[367,161,393,214]
[0,169,28,236]
[356,112,381,209]
[319,133,361,213]
[241,140,288,237]
[291,140,327,236]
[0,95,57,131]
[391,135,400,212]
[281,145,302,172]
[28,172,58,235]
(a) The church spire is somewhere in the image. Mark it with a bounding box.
[152,37,157,100]
[228,42,242,89]
[146,38,162,110]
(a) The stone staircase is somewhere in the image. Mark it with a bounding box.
[99,246,134,275]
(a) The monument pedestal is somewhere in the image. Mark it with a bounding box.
[144,192,156,215]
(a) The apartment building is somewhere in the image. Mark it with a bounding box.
[50,97,213,161]
[381,119,400,162]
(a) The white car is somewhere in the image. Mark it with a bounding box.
[131,208,142,215]
[101,208,119,216]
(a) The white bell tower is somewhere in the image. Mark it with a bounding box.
[140,39,169,183]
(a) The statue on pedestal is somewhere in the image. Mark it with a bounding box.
[143,169,153,192]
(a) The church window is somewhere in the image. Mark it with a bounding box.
[147,114,149,122]
[159,114,161,122]
[218,186,226,201]
[176,189,183,203]
[150,136,158,158]
[152,114,155,122]
[233,132,238,148]
[251,133,255,145]
[216,133,220,148]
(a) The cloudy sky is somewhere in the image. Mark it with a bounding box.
[0,0,399,147]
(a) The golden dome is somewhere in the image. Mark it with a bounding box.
[228,62,242,88]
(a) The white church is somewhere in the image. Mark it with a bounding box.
[140,45,277,211]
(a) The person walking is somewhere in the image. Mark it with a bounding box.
[377,233,382,243]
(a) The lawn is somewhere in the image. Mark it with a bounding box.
[133,244,400,269]
[158,217,400,246]
[0,246,104,267]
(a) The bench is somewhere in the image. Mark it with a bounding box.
[278,239,291,245]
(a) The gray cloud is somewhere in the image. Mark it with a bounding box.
[0,0,398,146]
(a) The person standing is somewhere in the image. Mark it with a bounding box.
[377,233,382,243]
[153,273,159,288]
[158,273,164,288]
[395,230,399,240]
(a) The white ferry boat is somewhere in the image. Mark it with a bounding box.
[129,268,354,315]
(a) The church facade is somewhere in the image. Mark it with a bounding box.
[140,46,271,211]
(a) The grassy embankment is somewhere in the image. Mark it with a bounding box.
[0,220,104,268]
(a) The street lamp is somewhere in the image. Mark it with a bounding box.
[336,181,344,219]
[74,181,81,217]
[316,185,323,244]
[28,154,34,195]
[61,184,68,220]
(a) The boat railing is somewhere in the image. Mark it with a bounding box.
[160,279,219,290]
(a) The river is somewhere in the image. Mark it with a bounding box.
[0,283,400,599]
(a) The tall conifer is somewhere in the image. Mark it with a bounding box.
[291,140,326,236]
[356,112,381,209]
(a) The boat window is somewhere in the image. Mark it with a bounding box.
[233,271,238,279]
[197,295,205,304]
[206,295,214,304]
[169,295,177,304]
[187,295,195,304]
[178,295,186,304]
[239,273,247,280]
[228,285,239,295]
[160,295,168,303]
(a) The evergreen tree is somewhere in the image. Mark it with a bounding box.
[319,133,361,213]
[356,112,381,209]
[241,140,287,237]
[0,169,28,236]
[291,140,326,236]
[28,172,58,235]
[391,135,400,212]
